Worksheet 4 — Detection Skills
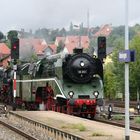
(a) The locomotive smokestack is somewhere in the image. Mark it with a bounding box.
[73,48,83,54]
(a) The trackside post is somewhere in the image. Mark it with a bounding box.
[13,62,17,111]
[11,36,19,111]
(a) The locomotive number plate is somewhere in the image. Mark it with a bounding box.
[77,70,87,74]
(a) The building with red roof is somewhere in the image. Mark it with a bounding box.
[0,43,10,68]
[55,36,89,54]
[65,36,89,54]
[0,43,10,56]
[20,38,48,60]
[55,37,65,46]
[48,44,57,54]
[93,24,112,37]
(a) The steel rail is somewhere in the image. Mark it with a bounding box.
[8,111,85,140]
[94,118,140,132]
[0,120,38,140]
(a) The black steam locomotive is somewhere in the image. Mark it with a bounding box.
[0,48,104,118]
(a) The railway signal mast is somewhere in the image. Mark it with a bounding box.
[11,38,19,60]
[11,37,19,111]
[97,36,106,62]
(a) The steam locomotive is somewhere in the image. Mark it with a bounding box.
[0,48,104,118]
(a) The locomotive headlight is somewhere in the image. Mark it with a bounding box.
[80,61,85,67]
[68,91,74,98]
[93,91,99,98]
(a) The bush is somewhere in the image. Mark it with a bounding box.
[113,115,124,120]
[134,117,140,124]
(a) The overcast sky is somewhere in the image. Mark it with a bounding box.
[0,0,140,33]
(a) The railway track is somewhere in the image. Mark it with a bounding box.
[5,111,140,140]
[0,104,37,139]
[94,116,140,132]
[95,105,140,133]
[1,111,84,140]
[1,103,140,139]
[0,119,38,140]
[106,100,138,108]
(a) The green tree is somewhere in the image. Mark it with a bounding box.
[112,45,125,99]
[104,38,124,100]
[0,31,4,40]
[69,22,73,32]
[133,24,140,35]
[104,63,117,99]
[50,29,59,42]
[129,35,140,99]
[7,30,18,40]
[59,28,66,37]
[56,40,64,53]
[88,39,96,56]
[89,39,97,49]
[34,28,50,41]
[105,35,140,100]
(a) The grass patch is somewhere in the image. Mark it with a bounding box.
[61,125,68,129]
[61,123,86,131]
[92,132,105,136]
[113,115,124,120]
[92,132,112,137]
[71,123,86,131]
[134,117,140,124]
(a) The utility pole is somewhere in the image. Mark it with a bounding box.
[119,1,135,139]
[125,0,130,139]
[87,9,90,37]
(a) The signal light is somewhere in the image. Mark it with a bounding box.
[11,38,19,59]
[97,36,106,60]
[13,45,16,49]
